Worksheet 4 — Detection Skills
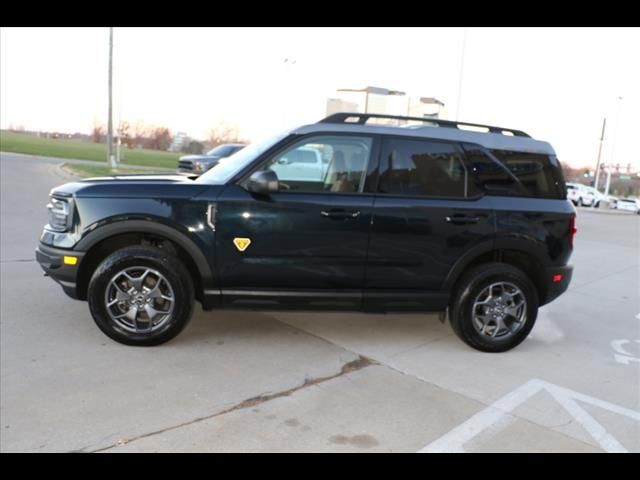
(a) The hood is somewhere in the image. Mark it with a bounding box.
[179,154,222,162]
[50,174,213,199]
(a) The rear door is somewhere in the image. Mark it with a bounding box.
[364,136,495,311]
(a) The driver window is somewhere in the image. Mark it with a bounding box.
[263,135,372,193]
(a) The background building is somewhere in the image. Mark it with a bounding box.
[168,131,190,152]
[326,86,446,119]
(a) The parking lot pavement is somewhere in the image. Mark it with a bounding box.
[1,152,639,452]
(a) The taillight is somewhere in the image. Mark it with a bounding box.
[569,214,577,248]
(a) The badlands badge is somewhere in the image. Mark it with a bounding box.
[233,237,251,252]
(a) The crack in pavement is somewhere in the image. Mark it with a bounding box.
[84,355,375,453]
[0,259,35,263]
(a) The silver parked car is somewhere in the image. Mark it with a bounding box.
[178,143,246,174]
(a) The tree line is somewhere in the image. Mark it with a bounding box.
[91,121,246,154]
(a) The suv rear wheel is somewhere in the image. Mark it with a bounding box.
[87,246,195,346]
[449,263,539,352]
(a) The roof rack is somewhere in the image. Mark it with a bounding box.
[319,112,531,138]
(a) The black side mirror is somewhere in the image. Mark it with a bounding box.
[245,170,279,194]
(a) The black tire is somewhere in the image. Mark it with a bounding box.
[87,245,194,346]
[577,198,583,207]
[449,263,539,353]
[594,201,600,208]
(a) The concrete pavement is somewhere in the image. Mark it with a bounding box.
[1,152,638,452]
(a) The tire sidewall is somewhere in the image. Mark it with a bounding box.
[88,247,194,346]
[452,264,538,352]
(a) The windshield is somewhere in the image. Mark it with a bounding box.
[206,144,243,157]
[196,130,290,184]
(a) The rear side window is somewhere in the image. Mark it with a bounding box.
[379,138,470,198]
[463,144,565,199]
[490,150,565,199]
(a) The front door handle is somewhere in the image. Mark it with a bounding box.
[446,214,480,225]
[320,209,361,219]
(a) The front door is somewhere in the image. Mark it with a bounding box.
[215,134,379,309]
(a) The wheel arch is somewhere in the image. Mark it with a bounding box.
[75,220,214,301]
[443,241,548,305]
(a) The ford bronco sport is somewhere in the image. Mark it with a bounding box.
[36,113,576,352]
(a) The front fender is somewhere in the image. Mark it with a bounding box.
[75,218,215,289]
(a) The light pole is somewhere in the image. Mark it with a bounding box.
[107,27,115,168]
[282,58,296,129]
[455,28,468,121]
[593,117,606,191]
[605,96,623,197]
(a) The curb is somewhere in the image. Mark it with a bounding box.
[1,151,175,171]
[50,162,81,180]
[576,206,639,217]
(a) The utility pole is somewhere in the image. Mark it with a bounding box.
[605,96,623,197]
[107,27,115,168]
[455,28,468,121]
[593,118,606,191]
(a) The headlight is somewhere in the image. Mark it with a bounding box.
[192,161,204,173]
[46,196,72,232]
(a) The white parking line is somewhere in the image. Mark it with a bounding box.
[611,339,640,365]
[418,378,640,453]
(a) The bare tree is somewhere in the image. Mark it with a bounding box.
[147,127,173,151]
[119,121,133,148]
[92,122,105,143]
[132,120,147,148]
[206,122,243,149]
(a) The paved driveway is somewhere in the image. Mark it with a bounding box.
[1,152,638,452]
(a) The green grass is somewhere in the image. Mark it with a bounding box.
[63,164,171,178]
[0,130,180,169]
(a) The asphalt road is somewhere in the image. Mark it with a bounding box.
[1,152,639,453]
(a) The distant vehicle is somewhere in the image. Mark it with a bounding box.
[605,195,618,209]
[616,198,640,214]
[581,186,608,208]
[566,182,595,207]
[178,143,246,174]
[269,146,329,183]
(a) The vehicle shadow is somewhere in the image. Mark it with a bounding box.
[176,305,455,354]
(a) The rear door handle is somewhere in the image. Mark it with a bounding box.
[321,209,361,219]
[445,214,480,225]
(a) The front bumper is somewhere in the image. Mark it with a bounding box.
[35,243,85,300]
[542,265,573,305]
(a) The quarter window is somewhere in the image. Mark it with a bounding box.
[490,150,565,199]
[379,138,469,198]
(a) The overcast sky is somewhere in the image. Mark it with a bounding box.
[1,27,638,168]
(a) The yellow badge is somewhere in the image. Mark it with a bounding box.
[233,237,251,252]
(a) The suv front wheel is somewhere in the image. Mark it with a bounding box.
[449,263,539,352]
[87,246,195,346]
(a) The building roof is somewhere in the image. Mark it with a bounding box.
[337,86,406,96]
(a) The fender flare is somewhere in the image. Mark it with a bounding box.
[442,237,548,292]
[75,219,214,287]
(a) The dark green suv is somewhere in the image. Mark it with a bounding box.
[36,113,576,352]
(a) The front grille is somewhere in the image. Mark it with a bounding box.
[178,160,193,172]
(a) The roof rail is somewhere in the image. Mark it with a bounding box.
[319,112,531,138]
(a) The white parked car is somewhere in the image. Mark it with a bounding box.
[615,198,640,214]
[566,183,595,207]
[581,186,609,208]
[270,146,329,182]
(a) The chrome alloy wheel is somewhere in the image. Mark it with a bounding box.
[471,282,527,340]
[104,267,175,333]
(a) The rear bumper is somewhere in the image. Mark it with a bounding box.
[542,265,573,305]
[35,243,85,300]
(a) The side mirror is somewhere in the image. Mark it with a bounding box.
[245,170,279,194]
